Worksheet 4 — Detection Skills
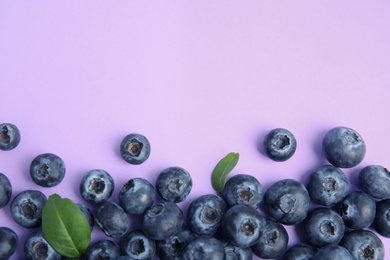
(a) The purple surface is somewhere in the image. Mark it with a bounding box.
[1,1,390,259]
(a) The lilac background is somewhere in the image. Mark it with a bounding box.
[1,1,390,259]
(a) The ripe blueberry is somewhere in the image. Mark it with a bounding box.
[340,230,384,260]
[119,178,156,215]
[0,227,18,259]
[0,123,21,151]
[156,166,192,203]
[30,153,66,188]
[313,244,353,260]
[220,237,253,260]
[359,165,390,199]
[156,226,195,260]
[85,240,121,260]
[283,243,317,260]
[95,201,130,238]
[374,198,390,238]
[11,190,47,228]
[182,236,225,260]
[80,169,115,205]
[24,229,61,260]
[76,203,94,232]
[264,128,297,162]
[121,230,156,259]
[0,173,12,208]
[120,133,151,165]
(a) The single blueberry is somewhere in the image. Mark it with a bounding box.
[186,194,228,237]
[251,218,288,259]
[143,201,184,240]
[11,190,47,228]
[119,178,156,215]
[80,169,115,205]
[0,173,12,208]
[264,179,310,225]
[303,207,345,248]
[76,203,94,232]
[340,230,384,260]
[0,227,18,259]
[223,174,264,209]
[219,237,253,260]
[374,198,390,238]
[156,226,195,260]
[120,133,151,165]
[307,165,348,206]
[95,201,130,238]
[264,128,297,162]
[359,165,390,199]
[156,167,192,203]
[283,243,317,260]
[24,229,61,260]
[313,244,353,260]
[338,191,376,230]
[322,126,366,168]
[0,123,21,151]
[30,153,66,188]
[182,236,225,260]
[85,239,121,260]
[121,230,156,259]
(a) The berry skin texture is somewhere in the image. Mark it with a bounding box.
[156,167,192,203]
[251,219,288,259]
[0,123,21,151]
[121,230,156,259]
[0,227,18,259]
[283,243,317,260]
[80,169,115,205]
[11,190,47,228]
[156,226,195,260]
[338,191,376,230]
[143,201,184,240]
[182,236,226,260]
[322,126,366,168]
[264,128,297,162]
[94,201,130,238]
[223,174,264,209]
[303,207,345,248]
[85,239,121,260]
[120,133,151,165]
[0,173,12,208]
[264,179,310,225]
[24,229,61,260]
[29,153,66,188]
[220,237,253,260]
[340,230,384,260]
[119,178,156,215]
[313,244,353,260]
[359,165,390,199]
[374,198,390,238]
[186,194,228,237]
[307,165,348,206]
[222,204,266,248]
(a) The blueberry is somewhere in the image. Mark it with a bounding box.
[303,207,345,248]
[264,179,310,225]
[11,189,47,228]
[186,194,228,236]
[95,201,130,238]
[156,167,192,203]
[30,153,66,188]
[322,126,366,168]
[222,204,266,248]
[0,227,18,259]
[76,203,94,232]
[251,219,288,259]
[307,165,348,206]
[121,230,156,259]
[264,128,297,162]
[120,133,151,165]
[313,244,353,260]
[338,191,376,230]
[156,226,195,260]
[359,165,390,199]
[223,174,264,209]
[80,169,115,205]
[24,229,61,260]
[85,239,121,260]
[340,230,384,260]
[283,243,317,260]
[182,236,225,260]
[219,237,253,260]
[0,173,12,208]
[119,178,156,215]
[0,123,21,151]
[143,201,184,240]
[374,198,390,237]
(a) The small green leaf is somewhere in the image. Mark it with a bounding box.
[211,152,240,195]
[42,194,91,258]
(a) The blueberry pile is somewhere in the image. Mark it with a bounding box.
[0,124,389,260]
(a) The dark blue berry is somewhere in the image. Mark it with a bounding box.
[182,236,225,260]
[24,229,61,260]
[156,167,192,203]
[0,123,21,151]
[143,201,184,240]
[264,179,310,225]
[283,243,317,260]
[119,178,156,215]
[322,126,366,168]
[359,165,390,199]
[223,174,264,209]
[220,237,253,260]
[95,201,130,238]
[80,169,114,205]
[85,239,121,260]
[120,133,151,165]
[11,190,47,228]
[374,198,390,238]
[187,194,228,237]
[121,230,156,259]
[0,173,12,208]
[313,244,353,260]
[264,128,297,162]
[340,230,384,260]
[30,153,66,188]
[76,203,94,232]
[156,226,195,260]
[0,227,18,259]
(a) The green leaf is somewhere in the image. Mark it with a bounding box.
[42,194,91,258]
[211,152,240,195]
